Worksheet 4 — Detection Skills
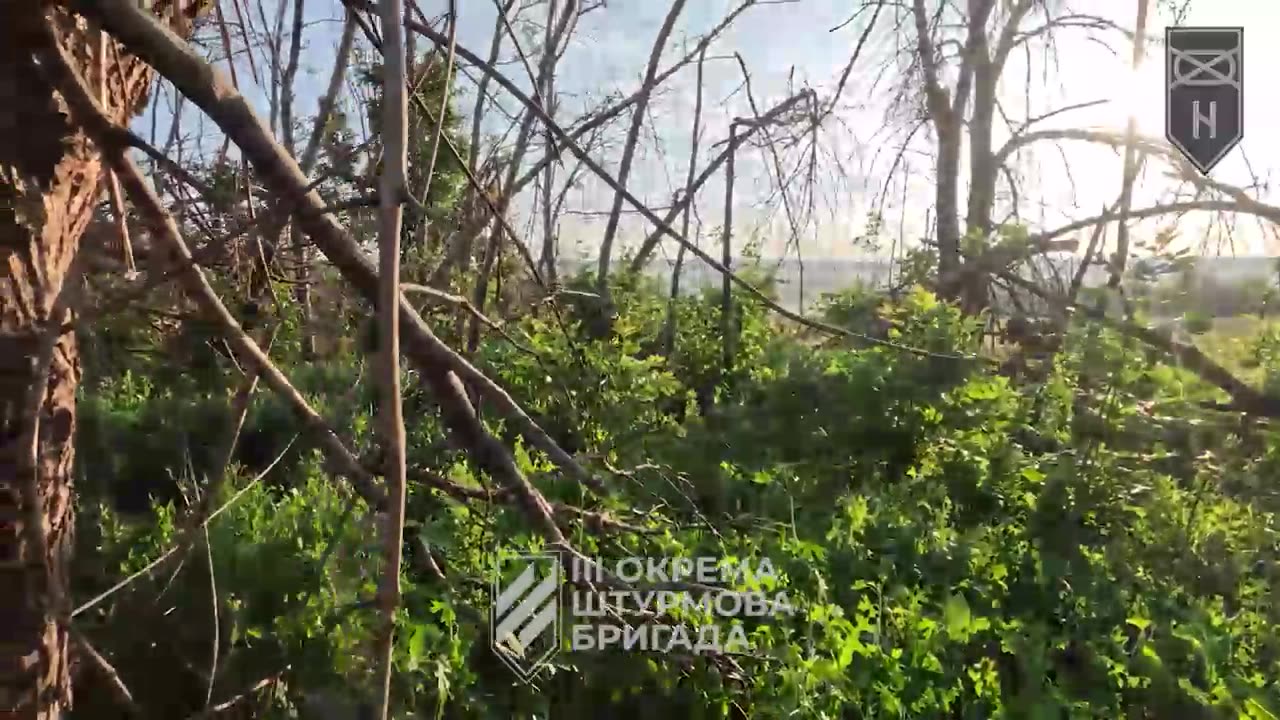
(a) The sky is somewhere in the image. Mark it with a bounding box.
[141,0,1280,262]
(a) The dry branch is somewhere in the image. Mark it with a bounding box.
[71,625,140,716]
[80,0,601,516]
[372,0,411,712]
[507,0,763,198]
[661,42,708,355]
[595,0,688,292]
[408,20,982,361]
[468,0,520,170]
[627,92,812,272]
[300,10,358,176]
[998,271,1280,418]
[1108,0,1153,288]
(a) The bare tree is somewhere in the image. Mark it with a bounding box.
[371,0,410,713]
[1107,0,1154,290]
[662,42,709,356]
[594,0,689,295]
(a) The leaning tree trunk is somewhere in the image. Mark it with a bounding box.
[0,3,198,716]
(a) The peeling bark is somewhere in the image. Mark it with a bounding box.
[0,3,199,716]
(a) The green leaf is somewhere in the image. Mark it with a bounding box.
[1020,467,1046,483]
[406,623,427,671]
[944,593,972,637]
[1245,698,1279,720]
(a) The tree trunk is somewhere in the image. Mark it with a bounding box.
[0,4,197,716]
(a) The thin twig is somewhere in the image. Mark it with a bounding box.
[662,41,707,355]
[721,121,736,381]
[71,625,141,716]
[200,525,218,710]
[71,437,298,619]
[1108,0,1153,288]
[408,20,984,362]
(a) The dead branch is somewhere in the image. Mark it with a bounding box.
[445,0,574,350]
[468,0,521,170]
[299,10,358,175]
[999,270,1280,418]
[822,0,887,120]
[83,0,608,512]
[372,0,410,711]
[507,0,763,198]
[280,0,306,156]
[410,18,989,361]
[1108,0,1153,288]
[721,121,737,380]
[1068,202,1114,306]
[537,0,562,281]
[627,91,813,272]
[662,42,708,356]
[406,0,457,253]
[71,625,140,716]
[595,0,689,292]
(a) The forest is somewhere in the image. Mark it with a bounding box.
[2,0,1279,718]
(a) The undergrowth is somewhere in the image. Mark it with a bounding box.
[69,273,1280,719]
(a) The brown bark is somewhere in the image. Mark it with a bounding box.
[372,0,410,710]
[83,0,603,508]
[910,0,962,278]
[0,3,198,717]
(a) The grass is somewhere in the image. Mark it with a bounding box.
[1193,315,1277,387]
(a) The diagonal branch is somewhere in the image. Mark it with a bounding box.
[80,0,605,511]
[507,0,762,198]
[406,17,988,362]
[595,0,688,292]
[299,10,357,176]
[1108,0,1153,288]
[999,269,1280,418]
[627,92,812,272]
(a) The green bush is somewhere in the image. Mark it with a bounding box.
[1184,310,1214,334]
[72,270,1280,719]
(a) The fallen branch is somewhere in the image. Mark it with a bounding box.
[997,270,1280,418]
[83,0,607,502]
[407,18,986,363]
[33,21,383,509]
[70,625,140,716]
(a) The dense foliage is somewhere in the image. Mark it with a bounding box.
[69,264,1280,719]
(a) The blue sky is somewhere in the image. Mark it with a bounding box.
[139,0,1280,261]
